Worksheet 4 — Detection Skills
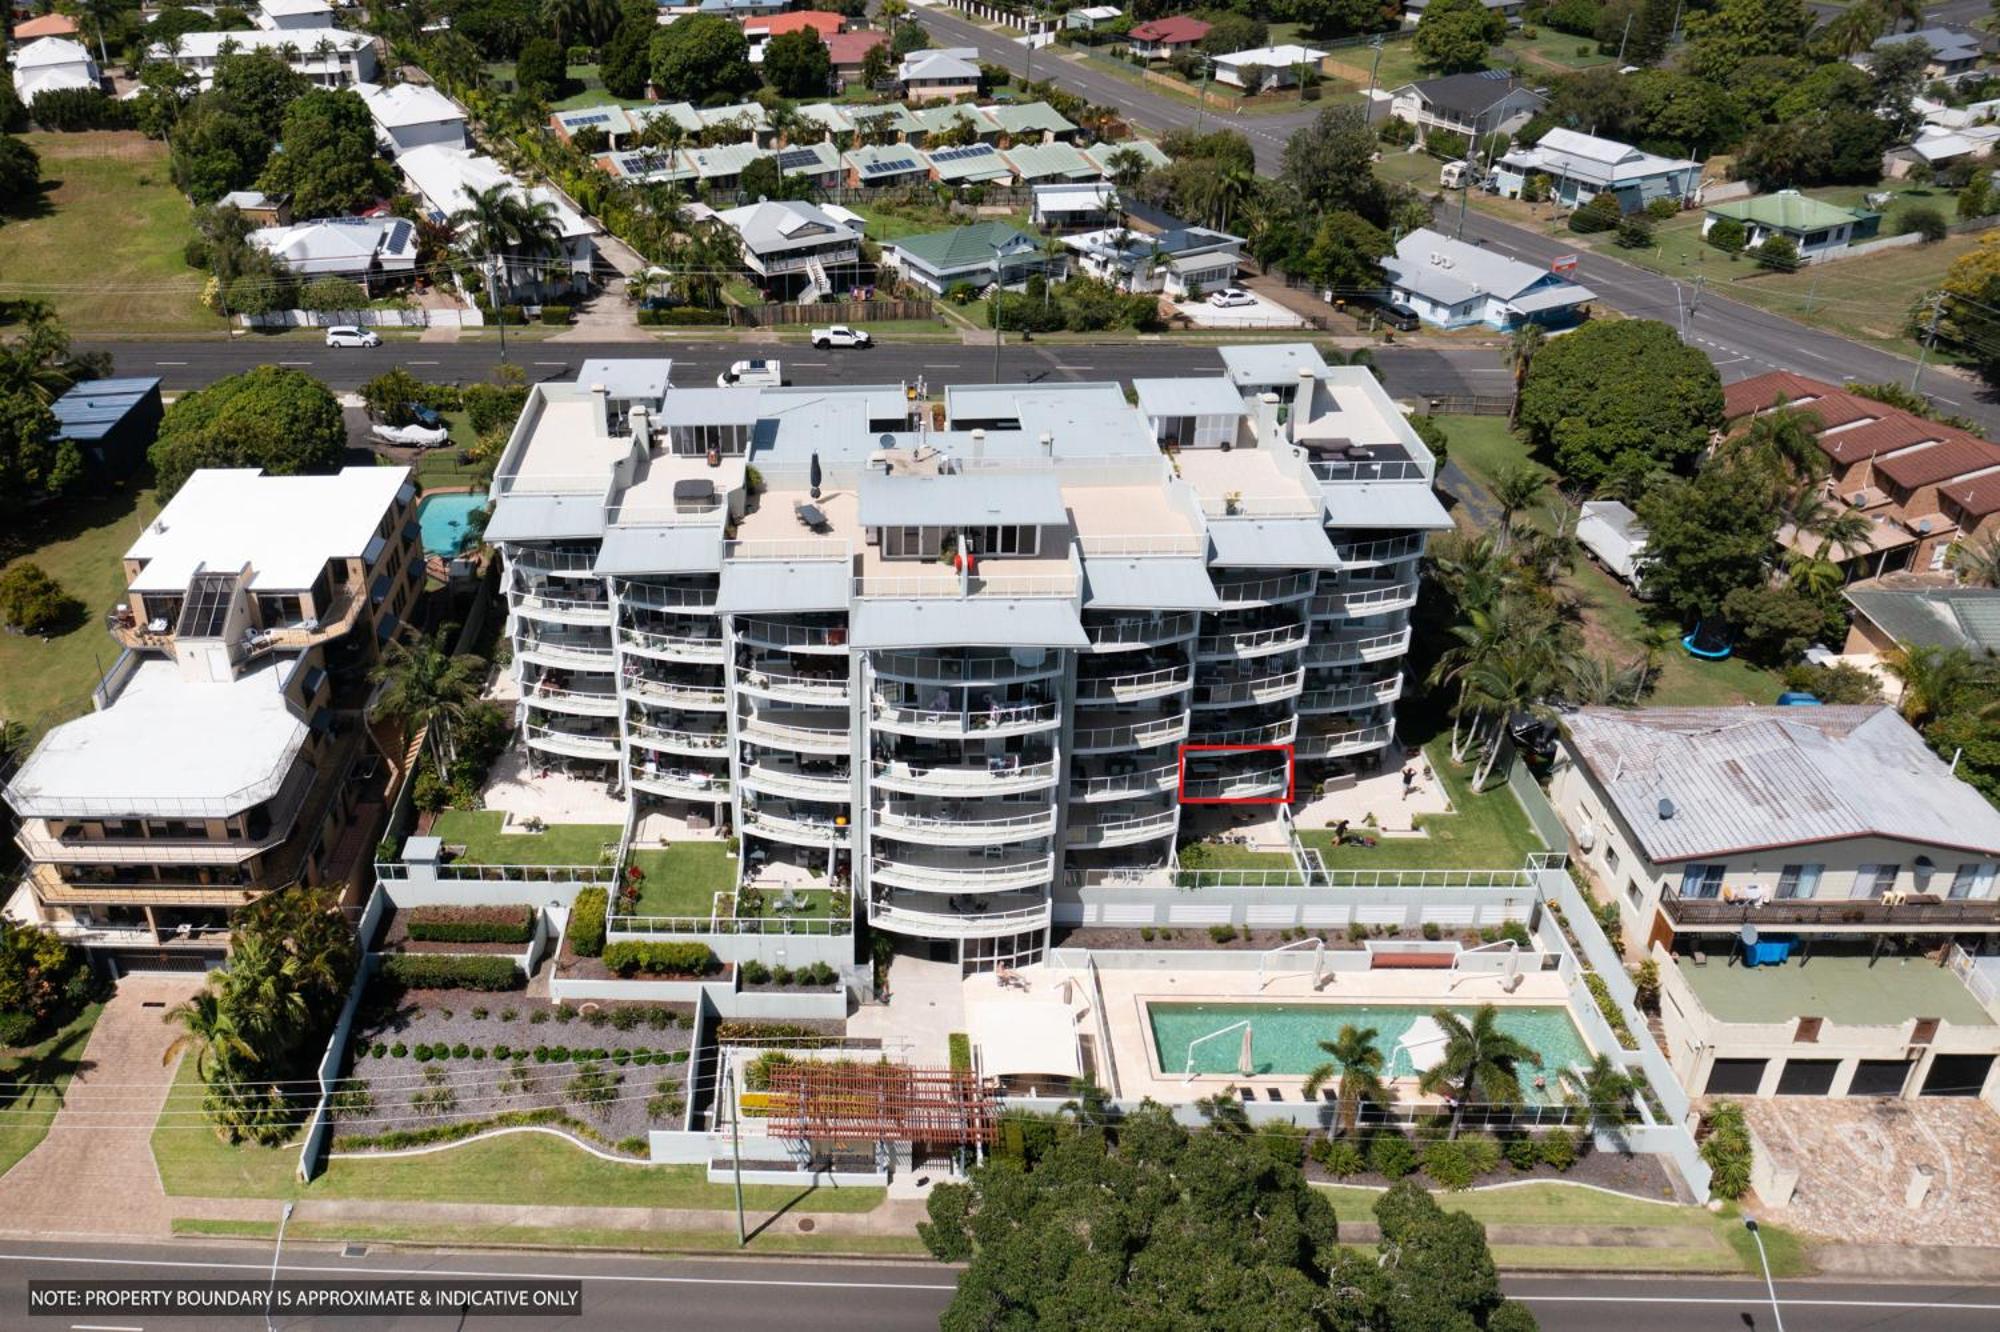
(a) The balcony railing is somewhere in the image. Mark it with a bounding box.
[742,761,852,801]
[616,581,718,612]
[853,572,1078,599]
[869,895,1051,939]
[1294,721,1394,759]
[1066,808,1178,847]
[872,805,1057,844]
[1181,765,1289,800]
[626,722,728,756]
[871,652,1063,683]
[375,860,618,885]
[1085,612,1198,650]
[735,618,849,652]
[508,547,600,576]
[736,665,848,703]
[1191,717,1299,747]
[1212,572,1316,607]
[870,757,1058,795]
[1310,458,1429,484]
[870,852,1055,893]
[523,724,620,762]
[513,590,613,626]
[1196,623,1310,660]
[1074,666,1193,704]
[609,912,851,938]
[625,676,729,709]
[519,635,616,668]
[630,768,730,800]
[1298,676,1402,713]
[620,625,726,661]
[523,681,621,716]
[742,806,851,845]
[1072,712,1190,754]
[1311,581,1419,617]
[1192,667,1307,708]
[1304,627,1412,666]
[1071,763,1180,800]
[870,698,1060,738]
[1660,894,2000,930]
[738,717,851,753]
[1332,534,1425,567]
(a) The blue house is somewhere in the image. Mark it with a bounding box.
[1379,228,1594,331]
[50,377,163,482]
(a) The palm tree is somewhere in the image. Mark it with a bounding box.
[1208,161,1255,233]
[1564,653,1649,707]
[368,632,486,769]
[1301,1024,1389,1136]
[1104,146,1149,190]
[1461,640,1566,789]
[1196,1090,1252,1133]
[449,183,562,308]
[1560,1053,1634,1133]
[161,988,256,1080]
[1949,533,2000,588]
[1060,1074,1118,1128]
[1505,323,1544,425]
[1821,1,1888,54]
[1884,643,1981,726]
[1490,464,1550,550]
[1881,0,1923,31]
[1417,1004,1541,1140]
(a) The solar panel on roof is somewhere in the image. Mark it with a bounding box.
[567,112,612,126]
[930,145,993,163]
[178,572,238,639]
[777,147,822,171]
[384,219,412,250]
[864,156,919,175]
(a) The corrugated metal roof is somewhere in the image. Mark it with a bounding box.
[1564,706,2000,862]
[594,526,722,574]
[1323,482,1453,531]
[486,494,607,542]
[1207,518,1338,569]
[1081,556,1221,609]
[849,597,1087,649]
[857,472,1068,527]
[718,560,851,612]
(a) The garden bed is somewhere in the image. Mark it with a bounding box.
[375,907,527,956]
[554,933,731,983]
[1303,1136,1680,1201]
[337,983,697,1154]
[1052,922,1531,952]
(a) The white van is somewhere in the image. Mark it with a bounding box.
[717,359,781,387]
[324,325,381,348]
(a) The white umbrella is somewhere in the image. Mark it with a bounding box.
[1397,1015,1450,1075]
[1238,1022,1255,1077]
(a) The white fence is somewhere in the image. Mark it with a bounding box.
[297,887,389,1181]
[238,306,485,329]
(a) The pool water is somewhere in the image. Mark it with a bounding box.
[418,492,488,558]
[1149,1002,1592,1102]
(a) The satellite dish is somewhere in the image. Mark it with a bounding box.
[1739,924,1759,948]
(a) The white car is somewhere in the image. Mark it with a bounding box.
[325,325,381,348]
[717,359,782,388]
[811,324,873,349]
[1208,288,1256,309]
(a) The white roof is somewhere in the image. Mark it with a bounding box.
[901,47,980,81]
[1908,129,1977,162]
[1075,5,1122,17]
[355,80,466,129]
[1034,181,1116,211]
[967,1000,1081,1079]
[259,0,333,16]
[17,61,98,98]
[1502,127,1696,188]
[248,216,418,274]
[1383,227,1595,309]
[14,36,94,68]
[1214,43,1326,66]
[1132,376,1245,420]
[717,198,853,254]
[397,144,595,239]
[125,466,411,593]
[158,26,370,56]
[6,657,307,815]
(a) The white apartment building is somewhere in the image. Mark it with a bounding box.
[354,80,469,156]
[483,346,1448,973]
[147,27,379,88]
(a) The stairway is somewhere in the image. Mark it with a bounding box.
[801,254,832,303]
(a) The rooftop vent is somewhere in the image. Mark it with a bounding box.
[1657,797,1676,821]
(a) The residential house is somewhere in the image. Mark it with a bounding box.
[254,0,337,30]
[595,147,696,185]
[1701,191,1881,263]
[899,46,981,101]
[248,216,420,292]
[10,13,78,40]
[1552,705,2000,1102]
[825,29,886,88]
[697,0,789,15]
[843,101,922,144]
[1212,43,1326,90]
[1493,127,1700,213]
[925,141,1015,187]
[1002,140,1098,184]
[983,100,1078,144]
[1403,0,1526,20]
[910,102,996,147]
[1722,370,2000,576]
[1379,227,1595,330]
[217,189,291,226]
[681,140,767,190]
[549,104,642,150]
[147,27,378,88]
[1032,181,1119,230]
[396,145,597,300]
[1126,15,1208,60]
[1064,225,1244,296]
[11,36,100,102]
[355,80,469,155]
[1842,581,2000,662]
[767,140,845,192]
[745,9,844,65]
[844,141,930,188]
[884,222,1056,294]
[1066,5,1122,30]
[1864,26,1984,81]
[49,378,162,483]
[1086,138,1168,179]
[1388,71,1545,144]
[3,466,423,967]
[716,198,863,299]
[1883,126,1998,177]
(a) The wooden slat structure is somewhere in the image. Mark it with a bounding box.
[766,1063,998,1145]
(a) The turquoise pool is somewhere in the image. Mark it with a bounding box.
[418,492,487,558]
[1149,1002,1591,1103]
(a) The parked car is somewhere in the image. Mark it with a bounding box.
[1208,288,1256,309]
[1380,303,1420,331]
[325,325,381,348]
[811,325,873,349]
[406,402,443,429]
[717,359,782,388]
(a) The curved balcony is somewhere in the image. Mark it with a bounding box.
[742,803,851,848]
[869,892,1050,940]
[518,634,617,671]
[1212,571,1316,608]
[1182,765,1290,801]
[617,581,717,612]
[870,757,1058,797]
[627,722,728,759]
[737,715,851,754]
[1192,665,1306,709]
[1071,711,1190,755]
[870,698,1061,740]
[1331,534,1424,569]
[735,617,849,653]
[1189,716,1299,747]
[736,665,848,705]
[1304,627,1413,667]
[507,546,601,579]
[629,766,729,801]
[1084,611,1198,652]
[521,680,620,717]
[1294,721,1395,761]
[870,650,1064,685]
[1073,665,1193,705]
[1066,806,1178,849]
[1298,676,1403,714]
[625,675,729,710]
[512,590,612,628]
[1070,762,1179,802]
[870,851,1055,895]
[742,758,852,802]
[1196,622,1310,662]
[871,804,1057,846]
[1311,580,1419,618]
[523,724,619,762]
[620,625,725,663]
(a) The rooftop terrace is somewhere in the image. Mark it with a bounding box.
[1676,953,1995,1028]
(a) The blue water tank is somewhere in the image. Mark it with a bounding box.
[1775,692,1822,706]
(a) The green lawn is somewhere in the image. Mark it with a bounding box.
[1298,738,1544,870]
[173,1216,928,1256]
[0,1003,104,1179]
[0,486,162,742]
[1501,27,1616,71]
[409,412,494,491]
[742,886,841,920]
[153,1060,883,1211]
[1177,844,1299,870]
[1320,37,1427,91]
[429,811,620,866]
[0,132,213,333]
[627,843,735,917]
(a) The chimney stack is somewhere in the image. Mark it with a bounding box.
[971,428,986,462]
[1039,431,1053,460]
[589,382,609,437]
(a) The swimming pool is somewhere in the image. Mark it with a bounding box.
[1148,1002,1592,1102]
[418,492,488,558]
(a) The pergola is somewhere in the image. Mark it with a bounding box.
[766,1062,999,1146]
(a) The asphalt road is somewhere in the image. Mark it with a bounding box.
[72,338,1514,400]
[2,1240,1999,1329]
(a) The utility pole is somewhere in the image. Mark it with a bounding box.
[724,1060,747,1248]
[1616,11,1633,64]
[1365,35,1384,103]
[1455,157,1474,238]
[1802,268,1820,316]
[1195,55,1212,135]
[1909,292,1945,393]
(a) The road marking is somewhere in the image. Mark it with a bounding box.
[153,361,186,366]
[793,361,828,367]
[534,360,568,366]
[408,359,438,365]
[71,1325,145,1331]
[1517,1294,2000,1311]
[0,1252,958,1294]
[279,360,312,367]
[1934,394,1962,405]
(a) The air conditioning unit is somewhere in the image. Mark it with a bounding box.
[1848,491,1868,507]
[1916,518,1933,534]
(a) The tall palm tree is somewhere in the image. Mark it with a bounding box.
[1461,642,1565,789]
[1949,533,2000,588]
[161,988,256,1080]
[449,183,563,307]
[1301,1024,1389,1136]
[1560,1053,1634,1133]
[1504,323,1544,425]
[1564,653,1649,707]
[1417,1004,1541,1140]
[1821,1,1888,55]
[1208,161,1254,233]
[368,633,486,768]
[1884,643,1981,726]
[1490,464,1550,550]
[1881,0,1923,31]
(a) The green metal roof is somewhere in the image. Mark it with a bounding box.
[1707,190,1876,232]
[889,222,1036,270]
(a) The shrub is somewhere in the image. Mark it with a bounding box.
[538,304,572,325]
[494,1043,511,1060]
[1900,204,1948,241]
[601,942,721,977]
[390,1042,408,1058]
[413,1043,434,1062]
[1645,196,1680,221]
[770,965,794,987]
[555,1004,578,1023]
[635,307,730,326]
[451,1042,470,1059]
[645,1007,673,1030]
[611,1007,642,1031]
[411,1066,460,1117]
[566,1061,622,1110]
[1207,923,1237,944]
[1539,1126,1581,1172]
[569,887,608,958]
[550,1044,571,1062]
[1583,972,1637,1049]
[472,1007,488,1020]
[471,1046,487,1060]
[530,1009,550,1025]
[370,1042,387,1058]
[1504,1134,1541,1171]
[1422,1134,1501,1190]
[29,87,131,131]
[948,1032,972,1071]
[1614,215,1653,249]
[803,961,837,987]
[405,905,535,944]
[1498,919,1531,948]
[1310,1136,1366,1177]
[584,1009,609,1028]
[612,1047,632,1066]
[1368,1131,1418,1179]
[0,563,76,635]
[740,959,770,984]
[1421,921,1442,941]
[1705,216,1747,252]
[380,954,523,991]
[1700,1101,1753,1199]
[1568,193,1621,234]
[533,1046,550,1062]
[1753,234,1799,272]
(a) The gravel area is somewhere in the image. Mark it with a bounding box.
[1306,1143,1684,1201]
[336,983,697,1151]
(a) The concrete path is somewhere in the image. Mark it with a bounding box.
[551,291,651,344]
[167,1194,931,1238]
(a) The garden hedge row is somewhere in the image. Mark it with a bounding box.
[636,307,729,326]
[406,905,535,944]
[381,954,523,991]
[570,887,607,957]
[601,941,720,978]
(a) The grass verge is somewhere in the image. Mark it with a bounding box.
[1298,738,1542,870]
[172,1217,929,1257]
[628,842,737,916]
[428,811,621,866]
[0,1003,105,1178]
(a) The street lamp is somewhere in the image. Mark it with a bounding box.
[1744,1218,1785,1332]
[265,1200,296,1331]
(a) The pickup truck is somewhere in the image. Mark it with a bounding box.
[811,325,873,349]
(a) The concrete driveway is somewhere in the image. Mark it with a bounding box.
[1172,293,1304,329]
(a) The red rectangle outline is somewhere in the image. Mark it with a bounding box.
[1176,743,1295,805]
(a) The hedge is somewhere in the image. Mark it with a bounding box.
[601,941,721,977]
[380,954,524,991]
[636,307,730,326]
[570,887,608,957]
[406,905,534,945]
[538,304,572,325]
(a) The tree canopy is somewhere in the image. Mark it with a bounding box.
[649,14,757,102]
[1414,0,1504,72]
[763,28,832,98]
[149,366,346,498]
[1279,105,1390,224]
[257,88,392,219]
[1515,319,1723,491]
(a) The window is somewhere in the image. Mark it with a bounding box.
[1625,879,1643,912]
[1603,843,1620,874]
[1679,863,1725,899]
[1853,863,1901,899]
[1775,864,1822,899]
[965,525,1038,558]
[1950,863,1997,900]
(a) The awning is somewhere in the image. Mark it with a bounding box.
[1206,518,1339,569]
[1324,482,1454,532]
[967,1000,1081,1080]
[1081,556,1222,610]
[595,525,723,575]
[717,560,851,613]
[1508,283,1597,314]
[485,494,607,543]
[850,597,1087,649]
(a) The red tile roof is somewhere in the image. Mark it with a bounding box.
[1874,437,2000,489]
[13,13,78,38]
[1817,414,1948,465]
[1129,15,1211,42]
[1722,371,1836,421]
[1942,470,2000,518]
[825,29,886,64]
[745,10,844,36]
